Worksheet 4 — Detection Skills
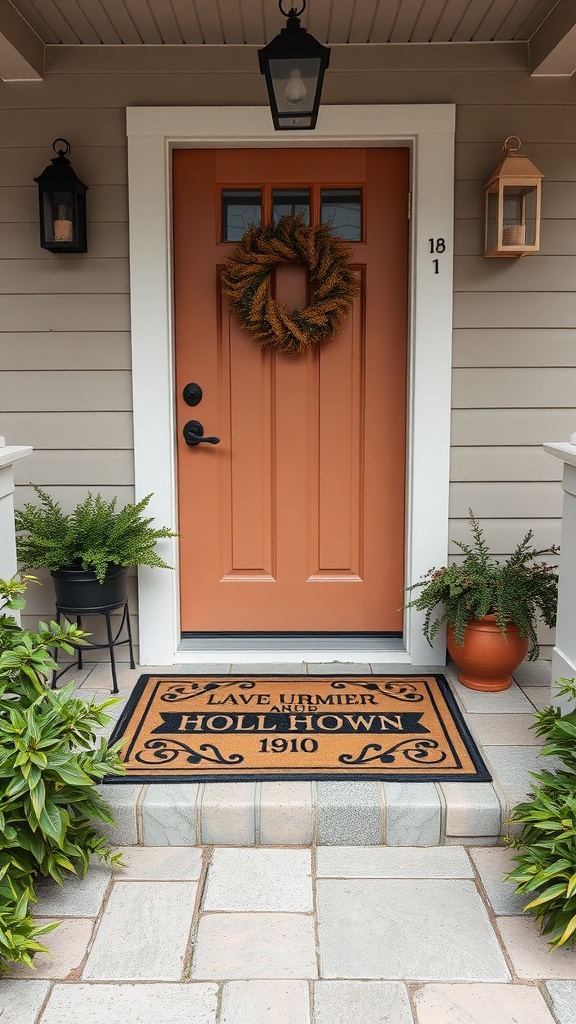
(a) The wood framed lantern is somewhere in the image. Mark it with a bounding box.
[484,137,544,258]
[34,139,88,253]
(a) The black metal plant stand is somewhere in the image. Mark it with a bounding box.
[51,598,135,695]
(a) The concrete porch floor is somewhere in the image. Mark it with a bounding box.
[2,659,576,1022]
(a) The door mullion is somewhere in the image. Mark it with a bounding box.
[311,183,321,226]
[263,183,273,224]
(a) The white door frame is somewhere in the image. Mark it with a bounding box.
[126,104,455,665]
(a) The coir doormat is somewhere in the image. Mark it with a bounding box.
[107,675,491,783]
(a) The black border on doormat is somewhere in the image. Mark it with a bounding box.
[104,673,492,784]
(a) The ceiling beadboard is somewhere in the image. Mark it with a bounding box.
[10,0,560,46]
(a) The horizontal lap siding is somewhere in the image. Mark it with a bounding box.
[452,111,574,658]
[0,96,131,515]
[1,53,574,659]
[450,447,561,483]
[1,411,133,448]
[0,98,135,658]
[451,99,575,642]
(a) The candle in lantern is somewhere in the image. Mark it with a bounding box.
[53,204,73,242]
[502,224,526,246]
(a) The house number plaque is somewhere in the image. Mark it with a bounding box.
[429,237,446,274]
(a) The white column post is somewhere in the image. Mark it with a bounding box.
[0,436,33,584]
[544,437,576,713]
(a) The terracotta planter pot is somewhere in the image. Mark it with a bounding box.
[447,614,529,692]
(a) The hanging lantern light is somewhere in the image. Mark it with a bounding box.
[258,1,331,130]
[484,137,544,258]
[34,139,88,253]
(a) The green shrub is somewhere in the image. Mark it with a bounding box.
[0,575,124,973]
[0,867,58,970]
[404,510,558,660]
[507,677,576,949]
[15,486,177,583]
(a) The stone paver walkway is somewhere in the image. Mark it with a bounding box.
[3,657,574,1022]
[2,845,576,1023]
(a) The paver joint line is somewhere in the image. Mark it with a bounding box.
[135,782,147,845]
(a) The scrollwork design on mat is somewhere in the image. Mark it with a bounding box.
[134,739,244,766]
[161,680,256,702]
[331,680,424,703]
[339,739,446,766]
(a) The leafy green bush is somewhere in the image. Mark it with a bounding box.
[404,510,558,660]
[507,677,576,949]
[0,575,124,973]
[15,486,177,583]
[0,866,58,970]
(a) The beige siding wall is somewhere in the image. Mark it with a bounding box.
[1,46,575,651]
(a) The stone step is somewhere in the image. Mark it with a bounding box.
[88,660,554,849]
[99,776,506,848]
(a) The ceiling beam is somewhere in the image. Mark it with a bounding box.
[0,0,43,81]
[530,0,576,76]
[45,40,529,75]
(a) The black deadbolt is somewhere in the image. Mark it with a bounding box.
[183,382,203,407]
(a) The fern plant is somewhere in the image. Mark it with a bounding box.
[15,486,177,583]
[507,678,576,949]
[405,510,558,660]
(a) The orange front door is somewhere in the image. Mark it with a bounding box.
[173,148,408,633]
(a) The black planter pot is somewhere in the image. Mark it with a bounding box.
[51,565,129,612]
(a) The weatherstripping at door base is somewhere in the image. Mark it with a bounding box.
[179,632,403,652]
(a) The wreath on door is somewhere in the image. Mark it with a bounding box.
[221,215,358,355]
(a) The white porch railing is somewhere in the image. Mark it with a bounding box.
[0,436,33,584]
[544,435,576,713]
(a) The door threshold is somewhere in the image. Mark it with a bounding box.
[176,633,409,665]
[179,633,403,652]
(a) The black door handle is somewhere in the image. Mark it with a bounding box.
[183,420,220,447]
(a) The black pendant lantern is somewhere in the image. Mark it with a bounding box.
[258,1,330,130]
[34,139,88,253]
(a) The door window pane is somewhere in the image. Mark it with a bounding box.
[221,190,262,241]
[321,188,362,240]
[272,188,310,224]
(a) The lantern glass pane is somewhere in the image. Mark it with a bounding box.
[503,184,537,247]
[277,113,313,129]
[485,191,499,251]
[268,56,321,119]
[42,189,74,245]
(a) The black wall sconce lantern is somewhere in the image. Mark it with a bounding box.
[34,139,88,253]
[258,1,331,130]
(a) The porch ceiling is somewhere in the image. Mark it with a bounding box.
[1,0,575,79]
[3,0,566,46]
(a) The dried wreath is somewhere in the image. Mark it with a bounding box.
[221,214,358,355]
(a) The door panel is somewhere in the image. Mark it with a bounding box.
[173,148,409,632]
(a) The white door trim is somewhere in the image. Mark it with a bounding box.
[126,104,455,665]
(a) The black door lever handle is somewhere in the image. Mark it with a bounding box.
[183,420,220,447]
